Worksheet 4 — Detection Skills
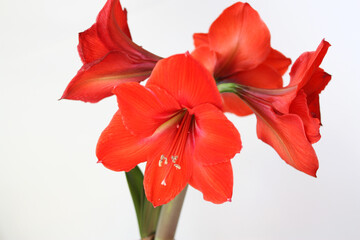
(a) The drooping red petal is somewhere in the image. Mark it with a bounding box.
[289,40,330,89]
[96,110,150,172]
[262,48,292,76]
[240,94,319,177]
[78,24,109,64]
[146,53,223,109]
[222,92,253,116]
[143,126,193,207]
[61,51,157,103]
[190,161,233,204]
[289,90,321,144]
[113,82,181,137]
[208,2,271,77]
[193,33,209,48]
[191,46,217,74]
[192,103,241,165]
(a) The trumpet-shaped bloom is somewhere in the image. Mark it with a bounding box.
[218,40,331,176]
[61,0,161,103]
[192,2,291,116]
[96,54,242,206]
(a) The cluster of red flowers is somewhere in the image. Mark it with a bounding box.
[62,0,331,207]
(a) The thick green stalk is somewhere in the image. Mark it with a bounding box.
[154,186,188,240]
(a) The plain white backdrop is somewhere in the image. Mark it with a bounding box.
[1,0,359,239]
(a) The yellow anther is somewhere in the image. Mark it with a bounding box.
[174,164,181,170]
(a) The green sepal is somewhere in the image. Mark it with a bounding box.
[126,166,162,239]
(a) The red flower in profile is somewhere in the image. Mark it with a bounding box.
[96,53,242,206]
[191,2,291,116]
[219,40,331,176]
[61,0,161,103]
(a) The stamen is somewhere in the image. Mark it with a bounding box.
[159,155,168,167]
[157,110,193,185]
[171,155,178,163]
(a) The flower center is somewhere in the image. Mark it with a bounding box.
[158,110,193,186]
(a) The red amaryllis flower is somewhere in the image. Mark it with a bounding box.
[61,0,161,103]
[191,2,291,116]
[96,53,242,206]
[218,40,331,176]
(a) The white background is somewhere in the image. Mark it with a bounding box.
[1,0,359,239]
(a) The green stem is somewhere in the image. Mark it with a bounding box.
[154,186,188,240]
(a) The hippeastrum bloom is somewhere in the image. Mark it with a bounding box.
[217,40,331,177]
[61,0,161,103]
[96,53,242,206]
[191,2,291,116]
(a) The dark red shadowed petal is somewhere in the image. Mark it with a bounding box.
[289,90,321,143]
[190,161,233,204]
[263,48,292,76]
[240,94,319,177]
[61,51,157,103]
[191,46,217,74]
[113,82,181,137]
[78,24,109,64]
[147,53,223,109]
[193,33,209,48]
[220,62,284,117]
[305,69,331,124]
[96,110,151,172]
[289,40,330,89]
[192,103,242,165]
[303,68,331,107]
[208,2,271,76]
[226,64,284,89]
[143,125,193,207]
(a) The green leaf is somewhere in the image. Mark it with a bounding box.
[126,166,162,239]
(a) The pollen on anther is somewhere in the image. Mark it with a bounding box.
[174,164,181,170]
[171,155,178,163]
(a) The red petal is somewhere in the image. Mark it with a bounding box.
[222,92,253,116]
[114,82,181,137]
[190,161,233,204]
[193,33,209,48]
[61,51,156,103]
[208,2,271,76]
[289,40,330,89]
[290,90,321,144]
[147,53,223,109]
[191,46,217,74]
[302,67,331,124]
[96,110,150,171]
[303,68,332,103]
[263,48,292,76]
[96,0,160,61]
[227,63,284,89]
[192,103,242,165]
[241,95,318,176]
[78,24,109,64]
[143,126,193,207]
